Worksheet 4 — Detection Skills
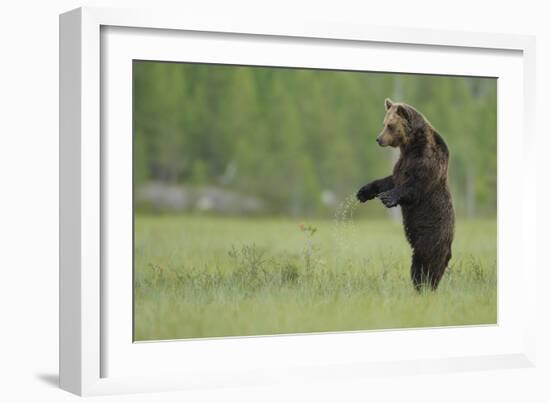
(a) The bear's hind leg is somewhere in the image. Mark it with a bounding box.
[410,253,428,292]
[427,263,445,290]
[425,250,452,290]
[411,250,450,291]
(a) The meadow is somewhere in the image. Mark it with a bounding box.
[134,209,497,341]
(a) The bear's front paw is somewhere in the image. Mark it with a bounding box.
[377,191,399,208]
[356,183,377,203]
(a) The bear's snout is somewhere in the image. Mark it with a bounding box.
[376,135,389,147]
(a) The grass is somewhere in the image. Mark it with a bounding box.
[134,213,497,341]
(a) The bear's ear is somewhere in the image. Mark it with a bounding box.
[384,98,393,110]
[395,104,410,121]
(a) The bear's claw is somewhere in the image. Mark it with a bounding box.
[357,183,377,203]
[378,191,398,208]
[356,189,367,202]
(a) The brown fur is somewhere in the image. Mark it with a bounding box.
[357,98,455,291]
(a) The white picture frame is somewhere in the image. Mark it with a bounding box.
[59,6,537,396]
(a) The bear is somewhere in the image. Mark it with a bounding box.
[356,98,455,291]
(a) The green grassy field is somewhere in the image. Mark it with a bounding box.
[134,214,497,341]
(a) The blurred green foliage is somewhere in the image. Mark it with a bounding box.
[133,61,496,217]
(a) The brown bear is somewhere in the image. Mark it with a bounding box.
[356,98,455,291]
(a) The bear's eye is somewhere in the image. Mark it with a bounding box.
[387,124,394,131]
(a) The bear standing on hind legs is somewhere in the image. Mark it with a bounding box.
[356,98,455,291]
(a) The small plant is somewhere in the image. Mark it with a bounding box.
[228,243,270,291]
[298,222,317,237]
[298,222,320,274]
[469,257,485,282]
[280,262,300,284]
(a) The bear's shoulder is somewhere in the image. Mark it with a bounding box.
[426,127,449,157]
[431,130,449,158]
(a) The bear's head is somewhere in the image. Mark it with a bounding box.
[376,98,426,148]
